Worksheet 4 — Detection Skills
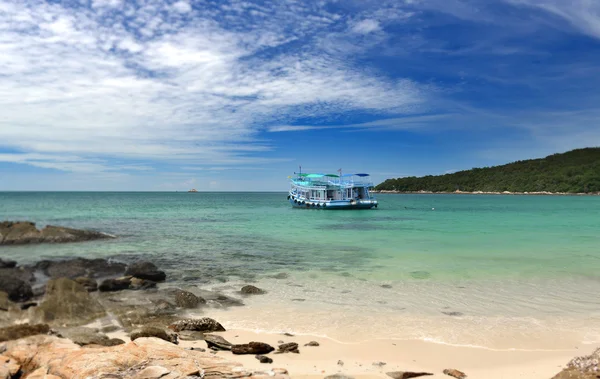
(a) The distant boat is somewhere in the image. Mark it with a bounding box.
[188,189,198,193]
[288,169,378,209]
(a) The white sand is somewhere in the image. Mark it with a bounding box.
[108,328,595,378]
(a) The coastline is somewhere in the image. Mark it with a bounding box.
[372,190,600,196]
[106,328,592,379]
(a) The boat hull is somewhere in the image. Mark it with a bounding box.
[288,197,377,210]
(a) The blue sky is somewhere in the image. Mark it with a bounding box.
[1,0,599,191]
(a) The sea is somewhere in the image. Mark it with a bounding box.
[1,192,600,350]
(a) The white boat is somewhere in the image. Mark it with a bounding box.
[287,169,378,209]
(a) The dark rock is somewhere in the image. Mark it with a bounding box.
[231,342,275,355]
[283,332,294,337]
[34,278,106,326]
[124,261,166,282]
[74,277,98,292]
[241,285,266,295]
[204,334,233,350]
[57,327,125,347]
[373,361,387,367]
[174,290,205,308]
[98,277,132,292]
[291,298,305,302]
[337,360,344,366]
[20,302,37,310]
[153,299,176,311]
[256,355,273,364]
[0,259,16,269]
[0,272,33,302]
[304,341,319,347]
[443,369,467,379]
[212,294,244,307]
[36,258,126,279]
[130,326,178,344]
[325,375,354,379]
[381,284,393,289]
[277,342,299,353]
[168,318,225,333]
[442,311,464,317]
[0,221,114,245]
[178,330,205,341]
[0,291,11,311]
[0,323,50,342]
[387,372,433,379]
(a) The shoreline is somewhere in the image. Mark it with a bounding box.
[373,190,600,196]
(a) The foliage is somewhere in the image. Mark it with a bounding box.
[375,148,600,193]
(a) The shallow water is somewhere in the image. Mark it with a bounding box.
[1,192,600,348]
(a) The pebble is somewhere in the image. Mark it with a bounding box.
[337,360,344,366]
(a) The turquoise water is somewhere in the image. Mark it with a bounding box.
[2,192,600,347]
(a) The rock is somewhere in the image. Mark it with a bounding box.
[325,375,354,379]
[153,299,176,311]
[129,277,157,290]
[74,277,98,292]
[373,361,387,367]
[387,372,433,379]
[337,360,344,366]
[20,302,37,310]
[277,342,299,353]
[178,331,205,341]
[0,221,114,245]
[231,342,275,355]
[551,347,600,379]
[381,284,393,289]
[304,341,319,347]
[0,273,33,302]
[173,290,205,308]
[270,273,289,279]
[204,334,233,350]
[0,293,10,312]
[168,318,225,333]
[130,326,178,345]
[134,365,170,379]
[0,354,20,378]
[0,324,50,342]
[55,327,124,347]
[256,355,273,364]
[241,285,266,295]
[34,278,106,326]
[443,368,467,379]
[125,261,166,282]
[98,277,131,292]
[1,335,248,378]
[36,258,126,279]
[0,259,16,269]
[283,332,294,337]
[441,311,464,317]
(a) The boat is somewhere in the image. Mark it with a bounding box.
[287,168,378,209]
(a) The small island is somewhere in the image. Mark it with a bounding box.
[375,147,600,195]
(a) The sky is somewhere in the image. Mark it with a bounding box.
[1,0,599,191]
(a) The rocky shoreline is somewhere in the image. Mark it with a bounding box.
[0,255,596,378]
[0,221,114,245]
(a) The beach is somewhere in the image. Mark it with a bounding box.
[2,192,600,377]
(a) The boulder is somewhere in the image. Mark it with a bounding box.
[277,342,299,354]
[125,261,166,282]
[130,326,178,345]
[241,285,266,295]
[232,342,275,355]
[74,277,97,292]
[304,341,319,347]
[98,277,131,292]
[55,327,124,347]
[0,324,50,342]
[256,355,273,364]
[0,221,114,245]
[134,365,170,379]
[387,372,433,379]
[33,278,106,326]
[0,354,20,378]
[204,334,233,351]
[552,347,600,379]
[0,259,16,269]
[35,258,126,279]
[0,274,33,302]
[443,369,466,379]
[173,290,205,308]
[168,318,225,333]
[1,335,251,378]
[129,277,157,290]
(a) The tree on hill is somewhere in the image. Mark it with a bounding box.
[375,148,600,193]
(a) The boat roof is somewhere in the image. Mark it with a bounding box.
[296,173,369,178]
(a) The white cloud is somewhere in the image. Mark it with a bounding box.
[351,19,381,34]
[0,0,429,173]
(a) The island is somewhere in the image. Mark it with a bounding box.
[375,147,600,194]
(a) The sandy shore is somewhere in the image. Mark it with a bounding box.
[106,328,594,378]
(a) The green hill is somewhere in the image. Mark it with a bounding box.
[375,148,600,194]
